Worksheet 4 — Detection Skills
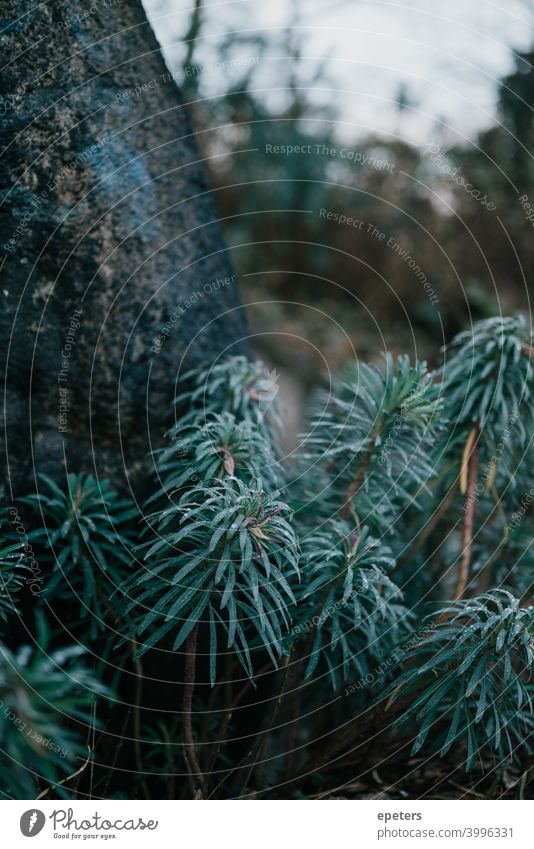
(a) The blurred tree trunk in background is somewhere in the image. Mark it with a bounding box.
[0,0,246,500]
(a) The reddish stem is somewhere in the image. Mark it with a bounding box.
[183,625,206,795]
[455,434,479,600]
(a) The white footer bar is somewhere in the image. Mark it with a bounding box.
[2,799,532,848]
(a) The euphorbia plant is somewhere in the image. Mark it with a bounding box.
[11,315,533,800]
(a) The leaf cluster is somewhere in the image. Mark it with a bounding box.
[391,592,533,770]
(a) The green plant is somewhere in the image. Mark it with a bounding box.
[175,356,283,442]
[148,411,281,505]
[23,474,137,635]
[11,314,534,799]
[0,616,109,799]
[442,314,532,443]
[297,521,410,690]
[0,525,26,622]
[434,314,533,600]
[123,477,299,675]
[390,592,533,770]
[298,354,442,533]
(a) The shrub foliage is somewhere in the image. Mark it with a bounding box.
[2,315,533,798]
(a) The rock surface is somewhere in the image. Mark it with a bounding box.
[0,0,247,499]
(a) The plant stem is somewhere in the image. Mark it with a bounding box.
[240,650,292,794]
[131,642,151,799]
[37,747,92,799]
[455,429,479,600]
[183,0,203,70]
[477,488,508,591]
[285,688,301,775]
[206,660,273,774]
[288,690,412,786]
[342,416,389,521]
[342,449,374,520]
[394,483,456,571]
[88,699,96,800]
[183,624,206,796]
[98,707,132,797]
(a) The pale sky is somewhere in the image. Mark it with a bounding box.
[143,0,534,146]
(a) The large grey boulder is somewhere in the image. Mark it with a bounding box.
[0,0,247,499]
